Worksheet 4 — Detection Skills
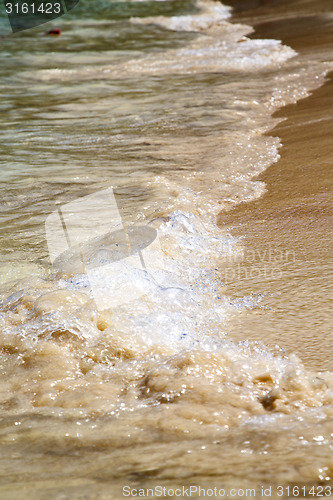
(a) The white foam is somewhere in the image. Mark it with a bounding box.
[131,0,232,32]
[62,210,238,347]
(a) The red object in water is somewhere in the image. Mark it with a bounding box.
[45,28,61,36]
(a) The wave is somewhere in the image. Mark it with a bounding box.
[1,0,333,486]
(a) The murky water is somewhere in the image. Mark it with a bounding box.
[0,0,332,498]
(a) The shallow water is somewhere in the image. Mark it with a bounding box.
[0,0,333,497]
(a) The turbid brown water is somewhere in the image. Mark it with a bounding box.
[0,0,333,498]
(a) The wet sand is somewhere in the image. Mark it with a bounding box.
[1,2,333,497]
[219,0,333,370]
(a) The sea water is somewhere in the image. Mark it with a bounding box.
[0,0,332,497]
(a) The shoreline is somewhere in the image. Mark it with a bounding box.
[218,0,333,370]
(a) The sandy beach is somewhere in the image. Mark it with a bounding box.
[219,0,333,370]
[0,0,332,497]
